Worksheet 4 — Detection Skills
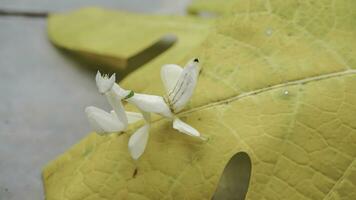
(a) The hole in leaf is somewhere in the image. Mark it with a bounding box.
[212,152,251,200]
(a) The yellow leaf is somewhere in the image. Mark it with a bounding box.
[48,7,212,71]
[43,2,356,200]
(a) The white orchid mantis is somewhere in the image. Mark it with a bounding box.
[85,58,203,160]
[85,72,143,134]
[115,58,202,136]
[86,72,152,159]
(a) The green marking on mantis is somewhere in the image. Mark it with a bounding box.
[123,90,135,100]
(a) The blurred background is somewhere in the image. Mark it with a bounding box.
[0,1,191,199]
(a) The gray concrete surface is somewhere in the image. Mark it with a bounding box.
[0,1,191,199]
[0,0,190,14]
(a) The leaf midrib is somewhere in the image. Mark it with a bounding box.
[180,69,356,116]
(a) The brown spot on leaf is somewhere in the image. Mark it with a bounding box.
[132,168,138,178]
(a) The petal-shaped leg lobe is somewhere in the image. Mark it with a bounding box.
[128,124,150,160]
[173,117,200,137]
[85,106,126,134]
